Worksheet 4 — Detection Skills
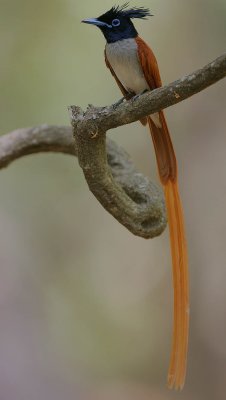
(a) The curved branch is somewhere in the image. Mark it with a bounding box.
[0,125,166,238]
[69,54,226,237]
[0,54,225,238]
[0,125,76,168]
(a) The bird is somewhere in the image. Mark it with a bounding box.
[82,3,189,390]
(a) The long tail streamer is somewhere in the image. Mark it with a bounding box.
[148,113,189,390]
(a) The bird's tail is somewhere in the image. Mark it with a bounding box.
[147,112,189,390]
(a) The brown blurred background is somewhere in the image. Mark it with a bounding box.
[0,0,226,399]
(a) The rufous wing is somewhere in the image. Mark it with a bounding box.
[135,36,162,90]
[136,36,189,390]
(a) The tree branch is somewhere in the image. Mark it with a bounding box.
[69,54,226,237]
[70,53,226,131]
[0,125,166,238]
[0,54,225,238]
[0,125,76,168]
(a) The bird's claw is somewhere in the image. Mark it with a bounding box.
[132,90,149,102]
[112,97,125,109]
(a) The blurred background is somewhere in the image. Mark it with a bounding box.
[0,0,226,399]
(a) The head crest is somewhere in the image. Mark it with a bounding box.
[110,3,152,19]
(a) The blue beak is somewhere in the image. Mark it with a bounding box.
[82,18,112,28]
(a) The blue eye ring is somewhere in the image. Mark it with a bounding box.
[112,18,120,27]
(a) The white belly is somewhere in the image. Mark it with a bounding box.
[105,38,161,128]
[105,38,149,95]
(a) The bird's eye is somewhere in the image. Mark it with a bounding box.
[112,19,120,27]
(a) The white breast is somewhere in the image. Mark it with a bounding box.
[105,38,149,95]
[106,38,162,128]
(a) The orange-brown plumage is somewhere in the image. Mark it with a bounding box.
[105,35,189,389]
[136,36,189,390]
[82,4,189,389]
[81,2,191,386]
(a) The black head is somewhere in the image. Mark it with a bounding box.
[82,3,152,43]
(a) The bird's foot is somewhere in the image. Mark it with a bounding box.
[132,89,149,102]
[112,97,125,109]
